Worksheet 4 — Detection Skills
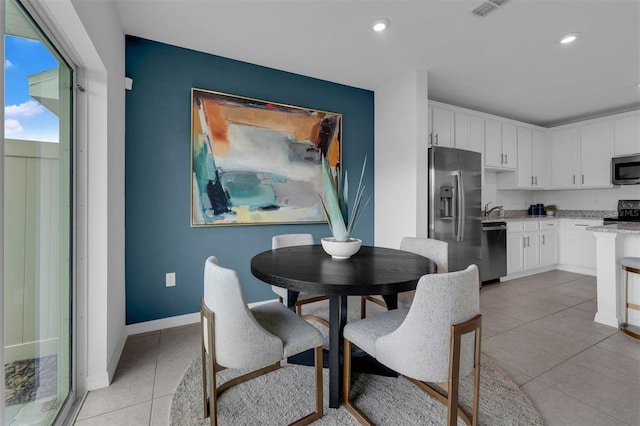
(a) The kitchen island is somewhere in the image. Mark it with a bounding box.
[587,223,640,329]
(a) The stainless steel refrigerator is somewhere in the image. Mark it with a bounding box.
[428,146,482,272]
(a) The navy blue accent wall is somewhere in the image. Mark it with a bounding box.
[125,36,374,324]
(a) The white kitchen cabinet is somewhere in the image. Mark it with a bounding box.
[501,123,517,169]
[539,220,559,267]
[550,127,580,188]
[516,128,545,188]
[485,120,515,169]
[558,219,600,275]
[469,116,484,154]
[532,130,546,188]
[580,121,611,188]
[506,219,558,277]
[454,113,484,153]
[523,221,540,270]
[507,222,524,275]
[429,106,454,147]
[550,123,611,189]
[455,113,470,151]
[613,113,640,156]
[516,127,532,188]
[485,119,502,168]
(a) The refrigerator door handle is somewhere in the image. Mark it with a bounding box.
[455,170,464,242]
[458,169,467,241]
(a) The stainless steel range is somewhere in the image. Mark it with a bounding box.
[603,200,640,223]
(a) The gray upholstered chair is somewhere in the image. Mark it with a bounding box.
[200,256,324,426]
[272,233,330,326]
[361,237,448,318]
[345,265,481,426]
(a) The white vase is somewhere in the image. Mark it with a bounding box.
[320,237,362,260]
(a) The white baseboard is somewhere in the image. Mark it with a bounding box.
[125,299,279,336]
[86,372,110,391]
[125,312,200,336]
[594,312,618,329]
[555,264,596,276]
[501,265,556,282]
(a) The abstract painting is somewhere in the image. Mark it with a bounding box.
[191,88,342,226]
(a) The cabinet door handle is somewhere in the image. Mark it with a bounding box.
[500,153,504,164]
[542,234,545,245]
[505,154,508,164]
[534,176,538,185]
[582,174,584,184]
[527,236,530,247]
[429,132,432,145]
[523,237,526,248]
[435,134,439,145]
[573,175,576,185]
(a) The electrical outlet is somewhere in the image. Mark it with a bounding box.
[166,272,176,287]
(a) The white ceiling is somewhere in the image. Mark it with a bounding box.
[114,0,640,127]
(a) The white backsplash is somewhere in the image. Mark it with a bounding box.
[489,184,640,211]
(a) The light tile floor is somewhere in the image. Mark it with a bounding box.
[74,270,640,425]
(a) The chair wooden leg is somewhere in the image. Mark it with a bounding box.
[360,297,367,319]
[201,299,325,425]
[200,311,209,420]
[404,314,482,426]
[201,301,218,426]
[621,266,640,340]
[343,338,373,425]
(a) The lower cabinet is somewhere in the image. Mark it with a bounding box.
[558,219,601,274]
[540,226,559,267]
[507,222,524,274]
[506,219,559,276]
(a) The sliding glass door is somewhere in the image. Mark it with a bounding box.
[4,0,74,423]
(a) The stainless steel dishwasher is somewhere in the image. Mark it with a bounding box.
[480,221,507,283]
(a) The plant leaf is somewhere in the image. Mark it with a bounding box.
[321,156,347,240]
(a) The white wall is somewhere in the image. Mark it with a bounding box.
[39,0,126,390]
[374,69,429,248]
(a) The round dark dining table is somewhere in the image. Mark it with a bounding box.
[251,244,437,408]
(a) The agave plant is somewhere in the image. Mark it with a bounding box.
[320,155,370,241]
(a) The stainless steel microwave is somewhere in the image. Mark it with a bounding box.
[612,154,640,185]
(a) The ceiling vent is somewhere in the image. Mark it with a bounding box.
[471,0,510,17]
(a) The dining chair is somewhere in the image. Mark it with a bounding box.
[344,265,481,426]
[272,233,330,326]
[200,256,324,426]
[361,237,448,318]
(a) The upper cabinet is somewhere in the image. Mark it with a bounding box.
[429,106,454,147]
[428,104,482,153]
[454,113,484,153]
[485,120,516,169]
[613,113,640,156]
[516,128,546,189]
[580,121,611,187]
[550,128,580,188]
[550,121,611,189]
[428,100,637,193]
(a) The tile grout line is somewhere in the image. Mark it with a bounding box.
[520,332,636,426]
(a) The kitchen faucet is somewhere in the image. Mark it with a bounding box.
[484,202,503,218]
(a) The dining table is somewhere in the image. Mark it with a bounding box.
[250,244,437,408]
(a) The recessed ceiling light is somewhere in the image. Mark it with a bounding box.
[559,32,581,45]
[371,18,390,32]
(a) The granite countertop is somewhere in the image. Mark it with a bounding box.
[587,223,640,234]
[481,209,615,223]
